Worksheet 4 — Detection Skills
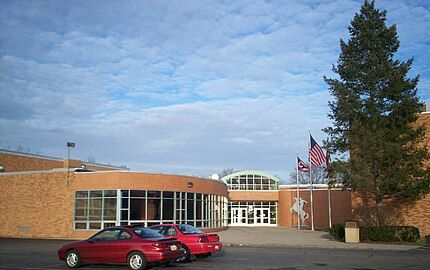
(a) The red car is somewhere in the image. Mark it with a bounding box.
[58,226,185,270]
[150,224,222,262]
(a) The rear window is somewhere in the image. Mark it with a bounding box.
[178,224,203,235]
[133,227,164,238]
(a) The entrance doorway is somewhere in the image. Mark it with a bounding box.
[254,208,270,225]
[230,207,272,226]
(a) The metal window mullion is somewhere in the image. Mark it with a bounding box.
[145,190,147,227]
[116,189,121,226]
[160,191,163,224]
[193,193,196,227]
[173,192,176,224]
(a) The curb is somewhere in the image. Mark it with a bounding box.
[224,242,423,251]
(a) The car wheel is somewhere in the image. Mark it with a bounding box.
[177,245,191,263]
[127,251,147,270]
[196,253,210,259]
[65,250,82,268]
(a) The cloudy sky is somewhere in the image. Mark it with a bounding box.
[0,0,429,181]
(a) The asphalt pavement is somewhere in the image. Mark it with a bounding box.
[0,238,429,270]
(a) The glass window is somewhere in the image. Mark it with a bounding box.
[166,227,178,236]
[119,231,132,240]
[130,198,145,220]
[147,198,161,220]
[163,191,174,198]
[92,228,122,242]
[104,190,117,197]
[178,224,203,234]
[75,191,88,199]
[130,190,146,197]
[147,191,161,198]
[134,227,163,238]
[162,198,174,220]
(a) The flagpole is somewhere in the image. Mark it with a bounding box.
[296,152,301,229]
[309,130,315,231]
[328,183,332,228]
[327,152,332,228]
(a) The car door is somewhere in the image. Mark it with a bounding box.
[112,230,133,263]
[78,228,121,263]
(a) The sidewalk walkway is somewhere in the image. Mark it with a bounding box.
[218,227,422,251]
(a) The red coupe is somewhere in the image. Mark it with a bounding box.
[150,224,222,262]
[58,226,185,269]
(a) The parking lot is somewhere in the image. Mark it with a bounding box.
[1,238,429,270]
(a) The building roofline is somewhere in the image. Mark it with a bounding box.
[0,148,63,162]
[76,170,224,182]
[0,148,125,170]
[279,184,344,188]
[220,170,280,183]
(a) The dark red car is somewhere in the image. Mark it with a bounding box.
[150,224,222,262]
[58,226,185,270]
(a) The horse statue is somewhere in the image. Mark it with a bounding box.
[290,197,309,225]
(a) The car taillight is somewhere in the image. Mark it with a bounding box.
[151,242,167,249]
[198,236,208,242]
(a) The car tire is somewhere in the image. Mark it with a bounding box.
[177,245,191,263]
[127,251,147,270]
[65,250,82,268]
[196,253,210,259]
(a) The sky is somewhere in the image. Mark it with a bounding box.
[0,0,429,182]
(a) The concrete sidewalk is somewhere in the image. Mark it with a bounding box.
[218,227,423,251]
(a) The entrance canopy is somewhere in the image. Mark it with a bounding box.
[221,171,279,191]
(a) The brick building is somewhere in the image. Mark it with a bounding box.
[0,150,228,239]
[0,111,428,239]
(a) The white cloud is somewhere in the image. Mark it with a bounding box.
[0,0,429,180]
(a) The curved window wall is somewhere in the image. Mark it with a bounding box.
[222,172,279,190]
[74,189,228,230]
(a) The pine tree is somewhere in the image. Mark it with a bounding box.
[324,0,430,225]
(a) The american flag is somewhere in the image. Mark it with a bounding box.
[310,135,327,167]
[297,157,310,173]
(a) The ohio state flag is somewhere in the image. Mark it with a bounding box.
[297,157,310,173]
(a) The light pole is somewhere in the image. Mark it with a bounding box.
[66,142,75,169]
[66,142,75,186]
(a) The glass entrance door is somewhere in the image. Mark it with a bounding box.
[231,207,247,225]
[254,208,270,225]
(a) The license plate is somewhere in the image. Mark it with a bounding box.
[170,245,177,251]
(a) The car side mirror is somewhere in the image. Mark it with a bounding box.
[87,237,94,243]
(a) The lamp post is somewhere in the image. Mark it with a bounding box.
[66,142,75,169]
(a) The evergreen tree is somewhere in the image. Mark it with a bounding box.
[324,0,430,225]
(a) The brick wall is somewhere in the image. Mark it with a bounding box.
[0,172,75,239]
[0,152,64,172]
[278,188,352,228]
[0,171,228,239]
[0,150,121,172]
[352,193,430,237]
[228,190,278,201]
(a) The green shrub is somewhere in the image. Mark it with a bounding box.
[359,226,420,242]
[329,222,345,241]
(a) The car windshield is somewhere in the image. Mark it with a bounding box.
[133,227,164,238]
[178,224,203,235]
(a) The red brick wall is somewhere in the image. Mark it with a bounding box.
[352,193,430,237]
[278,188,352,229]
[0,171,228,240]
[0,151,120,172]
[228,191,278,201]
[0,152,64,172]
